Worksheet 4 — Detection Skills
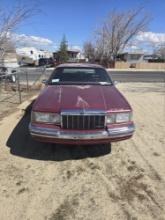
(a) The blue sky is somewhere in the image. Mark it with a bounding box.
[1,0,165,51]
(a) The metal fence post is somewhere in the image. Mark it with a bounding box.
[26,70,29,91]
[43,65,46,77]
[17,72,22,104]
[4,75,7,91]
[0,76,2,94]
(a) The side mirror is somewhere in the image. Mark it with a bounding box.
[42,79,47,84]
[113,80,119,86]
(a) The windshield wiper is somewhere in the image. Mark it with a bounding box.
[48,81,112,86]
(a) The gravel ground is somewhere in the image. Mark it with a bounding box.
[0,82,165,220]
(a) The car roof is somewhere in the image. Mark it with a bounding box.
[56,63,104,69]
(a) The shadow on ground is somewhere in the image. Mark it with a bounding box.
[6,101,111,161]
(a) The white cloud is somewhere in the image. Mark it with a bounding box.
[136,31,165,46]
[11,33,53,47]
[129,45,139,50]
[124,31,165,53]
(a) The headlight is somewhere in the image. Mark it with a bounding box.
[31,112,61,124]
[116,112,131,123]
[106,112,132,124]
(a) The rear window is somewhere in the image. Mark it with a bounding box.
[48,67,112,85]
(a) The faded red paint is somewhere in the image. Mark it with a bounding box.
[33,85,131,113]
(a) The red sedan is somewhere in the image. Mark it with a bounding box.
[29,63,135,145]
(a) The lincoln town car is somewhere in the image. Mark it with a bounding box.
[29,63,135,145]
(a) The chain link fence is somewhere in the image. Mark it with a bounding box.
[0,67,52,120]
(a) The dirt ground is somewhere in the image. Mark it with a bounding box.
[0,82,165,220]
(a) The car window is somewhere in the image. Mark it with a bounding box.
[48,67,112,85]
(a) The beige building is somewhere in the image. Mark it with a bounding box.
[0,42,18,68]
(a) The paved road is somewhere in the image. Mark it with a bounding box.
[18,68,165,83]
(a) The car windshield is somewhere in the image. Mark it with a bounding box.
[48,67,112,85]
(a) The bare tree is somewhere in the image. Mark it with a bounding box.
[83,42,95,62]
[0,4,36,59]
[154,45,165,60]
[95,7,150,66]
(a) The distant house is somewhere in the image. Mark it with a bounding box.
[117,52,144,64]
[53,49,85,63]
[67,49,80,62]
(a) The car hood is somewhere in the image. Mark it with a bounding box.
[33,85,131,113]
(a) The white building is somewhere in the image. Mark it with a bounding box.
[16,47,53,66]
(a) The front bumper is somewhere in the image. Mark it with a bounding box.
[29,123,135,144]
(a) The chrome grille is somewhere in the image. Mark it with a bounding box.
[61,110,105,130]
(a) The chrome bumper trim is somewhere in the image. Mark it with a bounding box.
[29,123,135,140]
